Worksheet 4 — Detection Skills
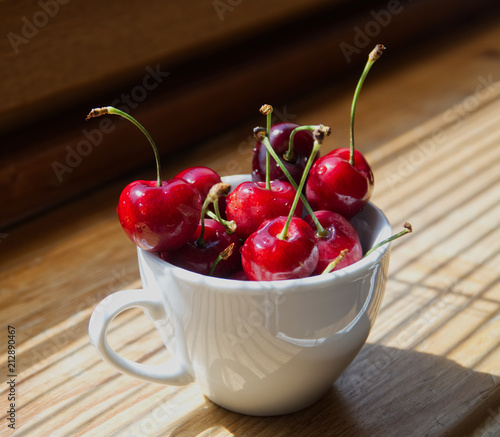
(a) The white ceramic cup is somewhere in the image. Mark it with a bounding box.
[88,174,392,416]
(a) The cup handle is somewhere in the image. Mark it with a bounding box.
[88,288,193,386]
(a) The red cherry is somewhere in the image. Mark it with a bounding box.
[225,180,302,240]
[327,148,374,187]
[252,123,317,185]
[305,210,362,275]
[241,216,318,281]
[306,45,384,219]
[161,219,241,277]
[174,166,227,218]
[305,148,374,218]
[117,178,202,252]
[174,166,221,198]
[87,107,203,252]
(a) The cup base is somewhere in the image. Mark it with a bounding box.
[203,386,331,417]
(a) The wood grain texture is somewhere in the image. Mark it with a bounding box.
[2,0,499,230]
[1,12,500,437]
[0,0,337,132]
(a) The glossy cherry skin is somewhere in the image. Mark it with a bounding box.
[174,166,226,218]
[252,123,317,185]
[241,216,319,281]
[174,166,220,198]
[225,180,302,240]
[305,148,374,218]
[328,148,374,185]
[161,219,241,278]
[117,178,202,252]
[305,210,362,275]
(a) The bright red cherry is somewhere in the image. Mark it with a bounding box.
[87,106,202,253]
[306,45,384,219]
[175,166,226,217]
[175,166,221,199]
[117,179,202,252]
[305,210,362,275]
[161,219,241,277]
[252,122,317,185]
[225,180,302,240]
[327,148,374,184]
[305,149,374,219]
[241,216,318,281]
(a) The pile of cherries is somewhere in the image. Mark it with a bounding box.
[87,44,410,281]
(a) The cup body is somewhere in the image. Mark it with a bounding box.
[89,174,392,416]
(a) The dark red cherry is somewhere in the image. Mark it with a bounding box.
[227,270,250,281]
[161,219,241,277]
[252,123,317,185]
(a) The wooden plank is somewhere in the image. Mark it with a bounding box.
[1,11,500,437]
[0,0,336,133]
[2,0,499,230]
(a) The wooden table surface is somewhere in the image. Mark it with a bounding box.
[2,14,500,437]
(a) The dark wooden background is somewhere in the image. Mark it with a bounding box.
[1,0,499,229]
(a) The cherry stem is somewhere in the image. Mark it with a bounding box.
[254,128,329,237]
[278,126,330,240]
[363,222,412,258]
[260,105,273,190]
[206,210,237,234]
[209,243,235,276]
[349,44,385,166]
[196,182,231,247]
[206,194,236,234]
[321,249,349,274]
[285,125,317,162]
[196,198,212,248]
[86,106,162,187]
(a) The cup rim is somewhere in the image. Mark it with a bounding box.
[138,173,392,294]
